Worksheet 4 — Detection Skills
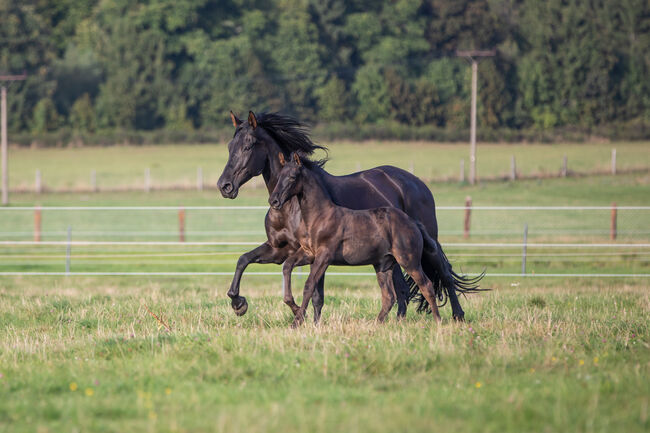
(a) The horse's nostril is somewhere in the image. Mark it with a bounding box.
[222,183,233,193]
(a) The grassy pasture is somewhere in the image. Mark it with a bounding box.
[7,141,649,190]
[0,142,648,432]
[0,277,648,432]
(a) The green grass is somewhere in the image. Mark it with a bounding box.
[0,277,648,432]
[0,142,648,432]
[7,141,649,190]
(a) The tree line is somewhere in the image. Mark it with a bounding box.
[1,0,649,137]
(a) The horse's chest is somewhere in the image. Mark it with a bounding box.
[265,200,304,248]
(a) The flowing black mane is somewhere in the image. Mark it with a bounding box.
[257,112,328,168]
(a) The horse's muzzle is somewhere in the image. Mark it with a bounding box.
[269,198,281,210]
[218,181,238,199]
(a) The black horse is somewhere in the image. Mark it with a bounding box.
[217,111,482,321]
[270,152,443,326]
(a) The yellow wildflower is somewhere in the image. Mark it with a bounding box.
[69,382,78,392]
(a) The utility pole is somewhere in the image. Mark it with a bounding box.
[456,50,495,185]
[1,73,27,206]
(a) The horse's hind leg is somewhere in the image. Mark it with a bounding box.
[392,264,408,318]
[311,275,325,324]
[375,265,397,323]
[424,249,465,321]
[404,266,441,322]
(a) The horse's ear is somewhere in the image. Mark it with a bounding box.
[248,111,258,129]
[278,152,286,166]
[230,111,242,127]
[292,153,302,167]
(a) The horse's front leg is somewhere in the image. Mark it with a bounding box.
[227,242,291,316]
[292,253,331,328]
[282,248,313,315]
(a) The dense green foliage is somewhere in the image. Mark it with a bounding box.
[1,0,649,135]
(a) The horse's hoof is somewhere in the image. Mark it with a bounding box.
[291,315,304,328]
[453,313,465,322]
[232,296,248,316]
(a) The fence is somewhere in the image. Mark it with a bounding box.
[0,205,648,278]
[2,204,648,240]
[8,148,649,194]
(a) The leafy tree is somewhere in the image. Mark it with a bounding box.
[352,65,390,122]
[271,3,327,120]
[316,76,350,122]
[31,98,60,133]
[0,0,648,134]
[69,93,96,132]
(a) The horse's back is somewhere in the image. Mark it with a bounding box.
[327,165,438,239]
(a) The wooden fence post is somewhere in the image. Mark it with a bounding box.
[35,169,42,194]
[611,148,617,175]
[179,207,186,242]
[561,156,568,177]
[65,226,71,274]
[510,155,516,181]
[521,223,528,275]
[464,196,472,239]
[144,168,151,192]
[34,206,41,242]
[611,202,617,241]
[197,167,203,191]
[91,169,97,192]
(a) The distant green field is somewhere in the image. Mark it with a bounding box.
[7,141,649,190]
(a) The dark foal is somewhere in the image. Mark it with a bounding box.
[269,153,442,326]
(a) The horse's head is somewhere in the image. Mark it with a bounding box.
[269,153,303,210]
[217,111,269,199]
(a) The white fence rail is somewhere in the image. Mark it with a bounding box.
[0,206,648,278]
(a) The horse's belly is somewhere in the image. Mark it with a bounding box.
[338,238,384,265]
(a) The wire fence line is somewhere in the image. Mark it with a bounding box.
[0,205,647,278]
[0,272,647,278]
[1,205,648,241]
[0,240,647,278]
[1,241,649,247]
[0,205,648,210]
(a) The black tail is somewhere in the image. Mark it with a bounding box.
[407,222,487,314]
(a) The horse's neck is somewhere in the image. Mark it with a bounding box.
[262,157,281,196]
[297,171,336,226]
